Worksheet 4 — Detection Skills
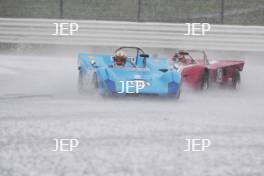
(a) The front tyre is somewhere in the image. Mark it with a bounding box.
[232,69,240,90]
[78,71,97,93]
[175,87,181,99]
[168,86,181,100]
[92,73,98,88]
[201,71,209,90]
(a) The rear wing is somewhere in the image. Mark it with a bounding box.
[209,60,245,71]
[221,60,245,71]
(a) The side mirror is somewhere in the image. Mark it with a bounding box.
[90,60,96,65]
[140,54,149,58]
[90,60,100,68]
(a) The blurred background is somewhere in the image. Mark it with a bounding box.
[0,0,263,25]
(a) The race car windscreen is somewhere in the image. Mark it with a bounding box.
[115,47,145,67]
[187,51,205,62]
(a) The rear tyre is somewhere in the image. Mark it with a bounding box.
[232,69,240,90]
[175,88,181,100]
[201,71,209,90]
[78,71,86,93]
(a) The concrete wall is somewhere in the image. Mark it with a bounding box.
[0,0,263,25]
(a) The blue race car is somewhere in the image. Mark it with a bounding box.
[78,47,181,98]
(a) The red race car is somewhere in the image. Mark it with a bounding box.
[171,50,245,90]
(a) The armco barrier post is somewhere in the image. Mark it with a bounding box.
[60,0,63,19]
[137,0,141,22]
[220,0,224,24]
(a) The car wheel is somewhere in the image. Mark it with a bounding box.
[232,69,240,90]
[92,73,98,88]
[78,71,85,93]
[78,70,92,93]
[78,71,97,93]
[201,71,209,90]
[175,88,181,99]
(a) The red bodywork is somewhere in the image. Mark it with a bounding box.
[172,50,245,89]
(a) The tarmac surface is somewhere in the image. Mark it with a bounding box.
[0,52,264,176]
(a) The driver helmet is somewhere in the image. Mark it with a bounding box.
[177,50,187,64]
[114,51,127,66]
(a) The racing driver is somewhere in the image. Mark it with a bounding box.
[114,51,127,66]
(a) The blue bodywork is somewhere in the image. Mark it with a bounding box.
[78,52,181,96]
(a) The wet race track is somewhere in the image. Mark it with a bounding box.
[0,52,264,176]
